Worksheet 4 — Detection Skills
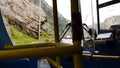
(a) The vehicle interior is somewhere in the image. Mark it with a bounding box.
[0,0,119,68]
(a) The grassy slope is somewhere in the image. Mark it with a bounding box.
[11,26,38,45]
[11,26,54,45]
[39,30,54,42]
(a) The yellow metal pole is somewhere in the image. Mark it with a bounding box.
[53,0,59,43]
[46,57,62,68]
[71,0,83,68]
[53,0,61,65]
[83,54,120,59]
[94,40,113,44]
[4,43,72,50]
[4,43,57,50]
[0,45,81,60]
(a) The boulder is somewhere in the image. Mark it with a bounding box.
[0,0,48,38]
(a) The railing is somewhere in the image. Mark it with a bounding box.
[4,43,82,68]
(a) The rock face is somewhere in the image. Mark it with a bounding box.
[101,16,120,29]
[0,0,48,38]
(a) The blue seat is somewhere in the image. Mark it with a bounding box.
[0,59,30,68]
[0,10,12,49]
[0,10,38,68]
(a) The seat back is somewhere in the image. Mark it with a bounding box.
[0,10,12,49]
[110,24,120,40]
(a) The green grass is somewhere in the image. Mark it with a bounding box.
[11,26,38,45]
[11,26,54,45]
[39,30,54,42]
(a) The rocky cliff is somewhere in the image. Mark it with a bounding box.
[0,0,48,38]
[29,0,69,31]
[101,15,120,29]
[0,0,69,39]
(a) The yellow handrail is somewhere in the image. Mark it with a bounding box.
[0,43,82,60]
[83,54,120,59]
[46,57,62,68]
[71,0,83,68]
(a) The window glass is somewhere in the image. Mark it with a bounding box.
[1,0,55,45]
[99,3,120,29]
[81,0,97,38]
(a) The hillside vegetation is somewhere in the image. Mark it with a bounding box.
[0,0,68,45]
[11,26,37,45]
[11,26,54,45]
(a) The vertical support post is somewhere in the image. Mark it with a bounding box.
[38,0,41,40]
[52,0,61,65]
[71,0,83,68]
[96,0,100,34]
[53,0,59,43]
[91,0,94,38]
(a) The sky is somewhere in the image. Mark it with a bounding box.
[44,0,71,20]
[44,0,120,26]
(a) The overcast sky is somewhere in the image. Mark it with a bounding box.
[44,0,71,20]
[44,0,120,25]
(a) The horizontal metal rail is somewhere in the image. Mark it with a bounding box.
[3,40,120,60]
[0,43,81,60]
[94,40,113,44]
[99,0,120,8]
[83,54,120,59]
[4,43,72,50]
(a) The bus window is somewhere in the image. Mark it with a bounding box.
[99,3,120,29]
